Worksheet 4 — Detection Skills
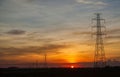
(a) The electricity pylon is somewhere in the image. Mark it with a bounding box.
[44,51,47,68]
[92,13,106,68]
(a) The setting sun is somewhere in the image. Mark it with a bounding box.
[70,65,74,68]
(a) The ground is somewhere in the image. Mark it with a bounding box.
[0,67,120,77]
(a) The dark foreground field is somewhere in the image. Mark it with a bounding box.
[0,67,120,77]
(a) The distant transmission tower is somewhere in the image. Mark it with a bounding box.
[36,60,38,68]
[92,13,106,68]
[44,51,47,68]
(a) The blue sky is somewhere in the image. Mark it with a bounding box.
[0,0,120,66]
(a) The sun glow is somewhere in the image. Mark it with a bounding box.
[70,65,74,68]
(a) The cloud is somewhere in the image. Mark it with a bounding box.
[72,31,91,35]
[106,36,120,39]
[106,28,120,39]
[6,29,26,35]
[0,44,69,57]
[71,28,120,39]
[107,28,120,34]
[76,0,107,5]
[106,41,120,45]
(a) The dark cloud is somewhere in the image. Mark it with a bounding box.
[0,33,3,36]
[26,32,54,42]
[72,28,120,36]
[107,28,120,34]
[72,31,91,35]
[6,29,26,35]
[106,36,120,39]
[0,44,69,57]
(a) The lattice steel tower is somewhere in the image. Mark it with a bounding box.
[44,51,47,68]
[92,13,106,67]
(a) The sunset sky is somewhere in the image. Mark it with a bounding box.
[0,0,120,67]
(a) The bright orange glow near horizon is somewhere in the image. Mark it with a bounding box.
[70,65,74,68]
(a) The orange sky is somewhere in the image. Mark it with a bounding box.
[0,0,120,68]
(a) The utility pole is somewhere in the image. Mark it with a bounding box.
[36,60,38,68]
[92,13,106,68]
[44,51,47,68]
